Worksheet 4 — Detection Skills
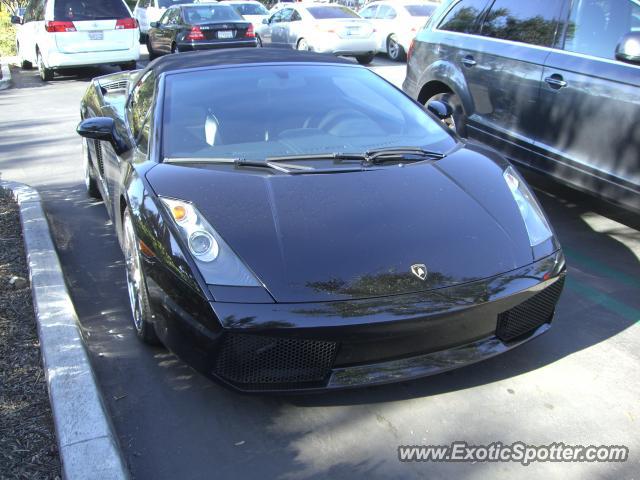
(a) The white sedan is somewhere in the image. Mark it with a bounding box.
[359,0,438,61]
[257,3,377,64]
[222,0,271,30]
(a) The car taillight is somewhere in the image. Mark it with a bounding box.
[45,21,76,33]
[186,26,205,41]
[245,24,255,38]
[407,39,416,62]
[115,18,137,29]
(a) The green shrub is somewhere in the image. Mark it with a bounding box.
[0,10,16,57]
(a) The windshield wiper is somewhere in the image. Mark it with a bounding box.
[164,157,307,174]
[364,147,446,164]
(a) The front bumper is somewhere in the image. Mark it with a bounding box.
[177,39,258,51]
[151,251,565,393]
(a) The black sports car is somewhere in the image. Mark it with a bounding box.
[146,3,257,58]
[76,49,565,392]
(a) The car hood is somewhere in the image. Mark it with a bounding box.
[146,149,534,303]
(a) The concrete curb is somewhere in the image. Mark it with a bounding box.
[0,62,11,90]
[1,180,129,480]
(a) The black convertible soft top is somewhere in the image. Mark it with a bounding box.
[142,48,354,77]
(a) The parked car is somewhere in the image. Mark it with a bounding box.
[146,3,257,58]
[75,48,565,392]
[12,0,140,81]
[222,0,270,30]
[133,0,185,40]
[257,3,377,64]
[404,0,640,212]
[358,0,438,61]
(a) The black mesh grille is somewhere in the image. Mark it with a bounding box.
[215,334,338,389]
[94,139,104,177]
[496,278,565,342]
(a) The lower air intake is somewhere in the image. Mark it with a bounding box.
[215,334,337,389]
[496,277,565,343]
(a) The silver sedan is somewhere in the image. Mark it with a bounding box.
[257,2,377,64]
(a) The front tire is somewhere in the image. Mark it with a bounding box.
[123,208,161,345]
[387,35,405,62]
[428,92,467,137]
[171,43,179,54]
[296,38,309,51]
[355,53,375,65]
[256,35,263,47]
[17,43,32,69]
[37,50,53,81]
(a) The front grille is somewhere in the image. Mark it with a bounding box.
[496,277,565,342]
[99,79,128,92]
[93,139,104,177]
[215,334,338,389]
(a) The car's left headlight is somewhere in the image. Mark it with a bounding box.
[503,166,553,247]
[160,197,261,287]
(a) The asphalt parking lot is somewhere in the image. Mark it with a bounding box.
[0,52,639,479]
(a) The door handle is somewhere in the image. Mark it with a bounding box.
[462,56,476,67]
[544,75,567,89]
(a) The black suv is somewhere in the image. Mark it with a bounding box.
[404,0,640,211]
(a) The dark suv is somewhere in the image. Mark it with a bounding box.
[403,0,640,211]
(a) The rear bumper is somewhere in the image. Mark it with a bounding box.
[151,250,566,393]
[44,46,140,69]
[177,39,258,51]
[312,37,377,56]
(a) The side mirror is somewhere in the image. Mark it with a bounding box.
[426,100,453,121]
[77,117,128,155]
[150,21,159,28]
[10,15,22,25]
[615,31,640,66]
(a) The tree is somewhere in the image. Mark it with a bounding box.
[1,0,29,15]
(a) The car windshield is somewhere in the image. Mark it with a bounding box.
[54,0,130,21]
[232,3,269,15]
[162,65,454,162]
[158,0,185,7]
[405,4,436,16]
[306,6,360,19]
[183,5,243,23]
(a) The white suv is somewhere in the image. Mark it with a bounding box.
[133,0,185,39]
[13,0,140,81]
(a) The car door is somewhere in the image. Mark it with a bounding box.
[459,0,563,163]
[155,7,178,52]
[359,3,382,50]
[272,7,294,46]
[284,8,303,48]
[260,9,282,46]
[374,4,398,51]
[536,0,640,202]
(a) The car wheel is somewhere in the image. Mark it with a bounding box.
[171,43,179,54]
[296,38,309,51]
[387,35,405,62]
[123,208,161,345]
[17,43,32,69]
[428,92,467,137]
[146,37,158,60]
[120,61,137,71]
[83,139,101,199]
[37,50,53,81]
[355,53,375,65]
[256,35,263,47]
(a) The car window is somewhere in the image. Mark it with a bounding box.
[480,0,560,47]
[377,5,397,19]
[359,5,378,19]
[162,65,454,161]
[183,5,243,23]
[128,71,156,146]
[269,9,284,22]
[158,0,185,7]
[306,6,360,19]
[563,0,640,60]
[290,9,302,21]
[405,4,437,17]
[232,2,269,15]
[438,0,489,33]
[53,0,131,21]
[278,8,294,22]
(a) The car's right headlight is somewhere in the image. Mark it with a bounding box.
[160,197,261,287]
[503,166,553,247]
